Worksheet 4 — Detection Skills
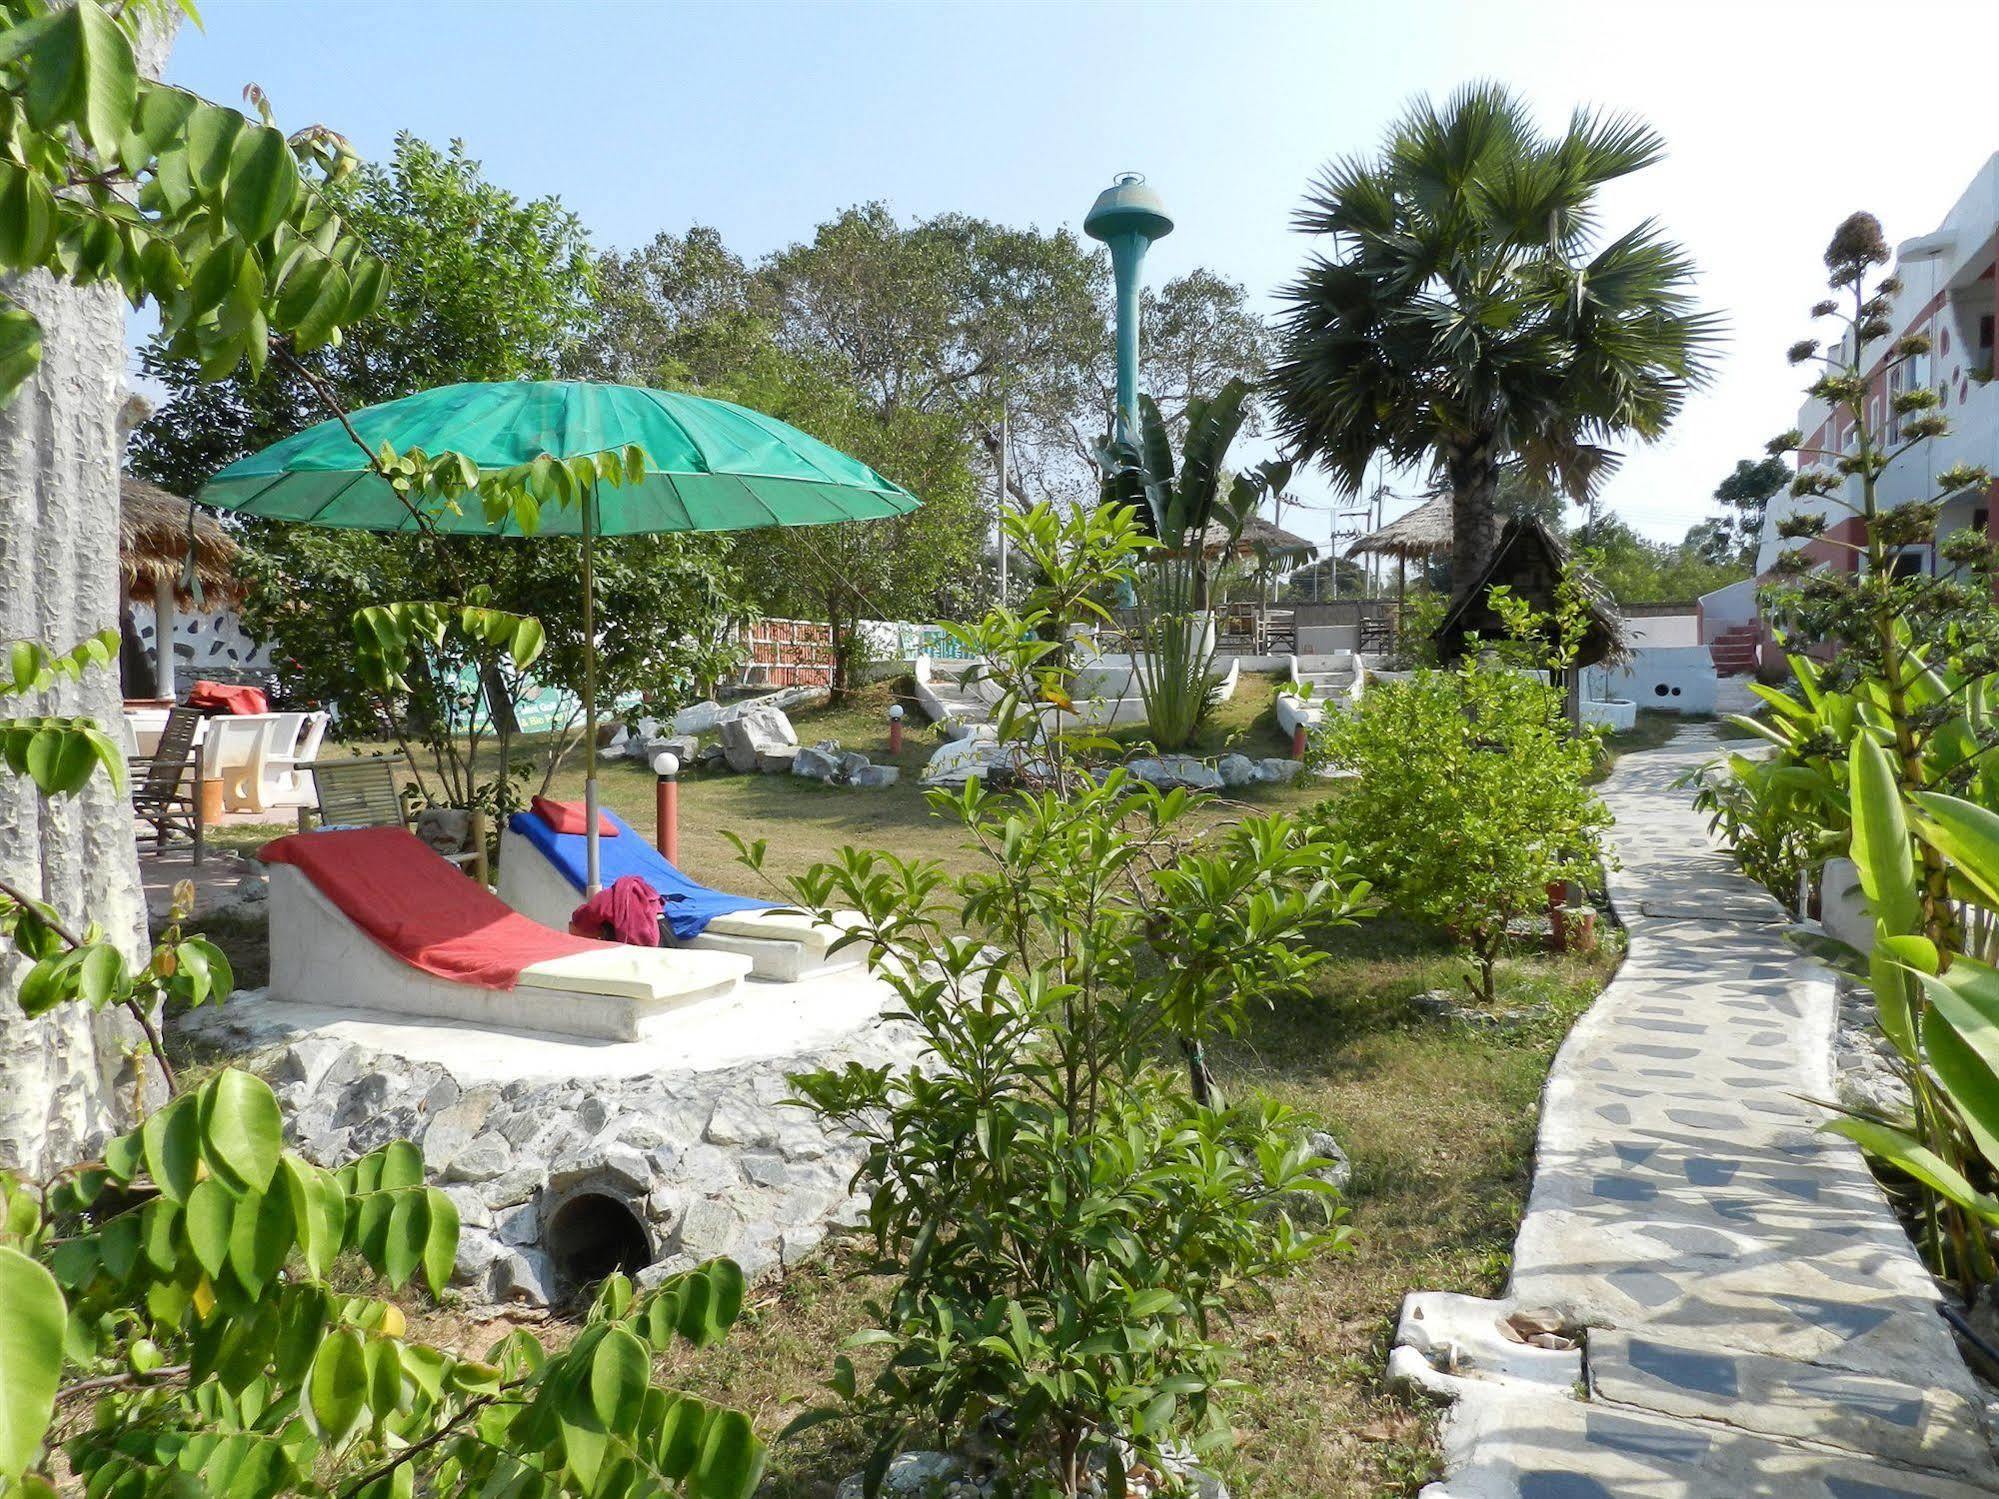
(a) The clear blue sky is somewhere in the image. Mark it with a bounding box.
[156,0,1999,552]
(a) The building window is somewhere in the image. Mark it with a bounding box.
[1886,546,1930,580]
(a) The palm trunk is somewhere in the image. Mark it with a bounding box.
[1446,439,1502,605]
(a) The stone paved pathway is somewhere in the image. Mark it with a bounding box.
[1391,726,1999,1497]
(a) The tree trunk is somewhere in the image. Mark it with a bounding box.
[1446,439,1501,605]
[0,267,156,1177]
[0,13,175,1179]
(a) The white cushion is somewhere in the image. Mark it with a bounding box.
[518,946,750,1003]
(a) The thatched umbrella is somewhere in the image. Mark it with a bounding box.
[120,475,243,698]
[1346,492,1452,607]
[1197,512,1316,563]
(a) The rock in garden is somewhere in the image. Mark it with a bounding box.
[719,705,796,772]
[1217,753,1261,788]
[673,699,724,734]
[636,732,700,765]
[838,750,870,780]
[792,744,841,781]
[1257,757,1303,783]
[1127,755,1224,792]
[835,1452,967,1499]
[757,746,800,774]
[850,764,900,789]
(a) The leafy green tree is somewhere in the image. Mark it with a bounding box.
[1315,664,1609,1002]
[1583,514,1746,603]
[238,525,745,807]
[757,503,1369,1492]
[129,132,744,785]
[129,132,595,494]
[1269,82,1721,595]
[1695,455,1790,566]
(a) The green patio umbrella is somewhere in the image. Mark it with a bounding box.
[199,379,920,891]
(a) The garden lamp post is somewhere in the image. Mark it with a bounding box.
[887,701,904,755]
[1084,172,1173,445]
[651,748,679,865]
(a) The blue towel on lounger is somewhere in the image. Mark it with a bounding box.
[508,808,775,942]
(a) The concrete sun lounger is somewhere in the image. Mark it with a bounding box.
[496,818,866,985]
[262,830,753,1044]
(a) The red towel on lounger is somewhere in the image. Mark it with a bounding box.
[529,795,617,837]
[568,875,664,947]
[260,826,609,989]
[187,680,268,715]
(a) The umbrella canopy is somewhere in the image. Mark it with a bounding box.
[197,380,922,893]
[121,475,243,606]
[200,380,919,534]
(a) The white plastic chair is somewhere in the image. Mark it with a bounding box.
[262,710,328,810]
[201,716,279,813]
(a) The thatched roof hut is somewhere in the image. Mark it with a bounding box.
[1346,493,1452,562]
[120,476,243,607]
[1200,513,1316,562]
[1433,515,1626,668]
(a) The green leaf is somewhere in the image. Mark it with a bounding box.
[1922,1009,1999,1172]
[68,1,137,150]
[1848,732,1919,937]
[227,1185,291,1297]
[1826,1116,1999,1224]
[377,1139,422,1191]
[691,1407,765,1499]
[140,1092,199,1202]
[0,307,40,407]
[1912,791,1999,910]
[198,1069,283,1193]
[589,1326,649,1434]
[420,1187,456,1298]
[306,1329,369,1447]
[76,941,124,1011]
[223,125,298,242]
[184,101,244,191]
[382,1189,423,1290]
[0,1245,64,1480]
[185,1177,233,1281]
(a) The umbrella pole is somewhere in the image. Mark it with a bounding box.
[583,481,601,895]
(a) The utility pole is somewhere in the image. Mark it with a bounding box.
[996,407,1009,599]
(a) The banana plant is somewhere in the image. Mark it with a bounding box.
[1822,731,1999,1286]
[1095,381,1289,750]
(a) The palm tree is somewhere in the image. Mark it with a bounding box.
[1269,83,1722,596]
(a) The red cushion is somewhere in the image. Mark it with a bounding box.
[187,681,269,715]
[260,826,610,989]
[530,796,617,837]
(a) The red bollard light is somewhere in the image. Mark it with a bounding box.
[1291,721,1307,759]
[652,750,680,865]
[888,702,905,755]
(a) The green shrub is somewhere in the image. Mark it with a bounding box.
[1315,664,1609,1002]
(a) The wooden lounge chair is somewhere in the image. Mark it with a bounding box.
[308,756,488,882]
[129,704,204,864]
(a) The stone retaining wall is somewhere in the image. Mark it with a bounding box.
[187,999,923,1307]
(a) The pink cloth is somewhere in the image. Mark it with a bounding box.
[568,875,664,947]
[259,826,609,988]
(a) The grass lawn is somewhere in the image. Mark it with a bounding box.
[183,678,1677,1496]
